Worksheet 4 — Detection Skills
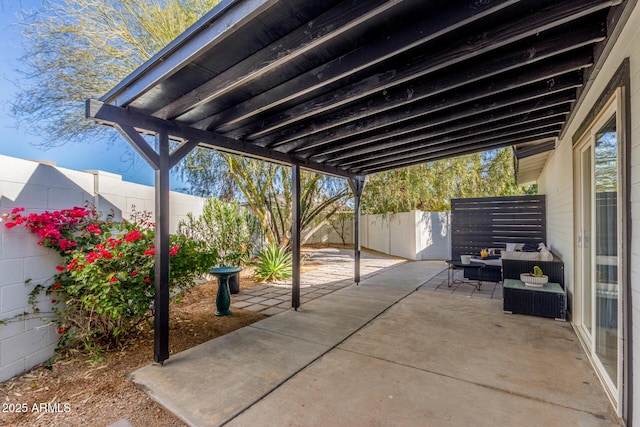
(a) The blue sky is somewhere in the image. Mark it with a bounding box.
[0,0,185,190]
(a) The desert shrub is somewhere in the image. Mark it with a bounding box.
[252,243,293,282]
[179,198,262,267]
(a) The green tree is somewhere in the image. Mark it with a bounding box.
[362,148,532,214]
[223,153,350,247]
[12,0,221,144]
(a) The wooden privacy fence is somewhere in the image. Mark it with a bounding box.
[450,195,546,260]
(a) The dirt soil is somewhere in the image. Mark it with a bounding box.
[0,270,268,427]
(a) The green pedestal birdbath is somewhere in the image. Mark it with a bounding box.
[209,266,242,316]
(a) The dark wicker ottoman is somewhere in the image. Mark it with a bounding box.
[503,279,566,321]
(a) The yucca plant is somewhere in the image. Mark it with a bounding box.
[252,243,293,282]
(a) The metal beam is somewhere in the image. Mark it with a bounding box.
[154,131,171,364]
[291,165,301,309]
[86,99,352,179]
[114,124,160,170]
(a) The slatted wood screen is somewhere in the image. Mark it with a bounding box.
[451,195,546,260]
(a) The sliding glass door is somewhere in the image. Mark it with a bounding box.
[574,100,621,407]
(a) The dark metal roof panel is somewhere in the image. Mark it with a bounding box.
[93,0,629,178]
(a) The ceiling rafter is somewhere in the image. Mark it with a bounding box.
[153,0,399,120]
[324,104,572,167]
[301,73,583,161]
[91,0,628,180]
[189,0,520,132]
[360,130,562,175]
[341,121,565,170]
[258,29,601,152]
[240,0,609,146]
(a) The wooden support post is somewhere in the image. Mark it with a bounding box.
[349,176,366,285]
[154,131,171,364]
[291,165,301,310]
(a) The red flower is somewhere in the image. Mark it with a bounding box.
[11,207,25,214]
[59,238,77,251]
[144,277,151,283]
[144,245,155,256]
[55,265,65,272]
[86,224,101,235]
[57,326,68,335]
[99,249,113,259]
[130,271,137,277]
[51,299,57,304]
[4,222,16,229]
[66,259,78,271]
[124,229,143,242]
[107,238,123,248]
[110,276,118,283]
[86,252,100,264]
[51,283,62,291]
[169,245,179,256]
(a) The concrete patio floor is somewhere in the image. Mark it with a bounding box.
[130,251,620,426]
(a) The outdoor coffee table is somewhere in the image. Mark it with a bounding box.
[446,259,485,290]
[209,266,242,316]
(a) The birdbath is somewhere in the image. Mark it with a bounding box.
[209,266,242,316]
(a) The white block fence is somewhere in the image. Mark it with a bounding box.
[0,155,206,382]
[309,210,451,261]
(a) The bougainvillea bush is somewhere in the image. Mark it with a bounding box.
[2,206,215,353]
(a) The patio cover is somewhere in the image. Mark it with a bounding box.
[85,0,633,364]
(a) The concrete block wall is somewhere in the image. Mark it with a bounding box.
[306,215,353,245]
[0,154,206,382]
[315,210,450,260]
